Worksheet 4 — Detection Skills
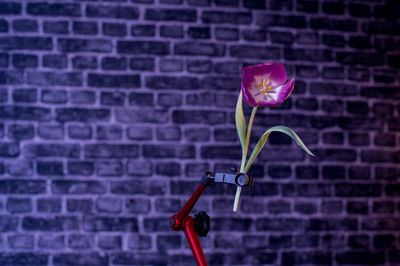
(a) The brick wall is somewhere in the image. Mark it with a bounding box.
[0,0,399,265]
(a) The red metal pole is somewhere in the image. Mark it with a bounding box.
[184,216,208,266]
[176,184,205,221]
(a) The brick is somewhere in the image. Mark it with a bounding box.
[97,160,123,177]
[323,166,345,180]
[347,201,368,214]
[84,144,138,158]
[56,108,110,122]
[0,142,19,157]
[0,53,8,67]
[285,48,333,62]
[361,86,400,99]
[0,2,21,15]
[335,183,381,197]
[184,128,210,142]
[6,198,31,213]
[202,11,251,24]
[323,67,344,79]
[126,199,151,214]
[67,161,93,176]
[337,52,384,66]
[376,167,397,180]
[24,143,80,158]
[361,150,398,163]
[5,160,33,176]
[321,201,342,214]
[0,253,47,265]
[27,71,82,86]
[323,132,343,144]
[160,59,183,72]
[131,25,155,37]
[52,180,106,194]
[38,124,63,140]
[297,0,318,13]
[349,166,370,180]
[23,216,79,231]
[256,14,306,28]
[54,253,108,266]
[256,218,304,231]
[187,60,211,73]
[101,91,125,106]
[12,89,37,103]
[68,234,93,249]
[348,234,369,249]
[37,161,64,176]
[41,90,67,104]
[0,19,7,32]
[111,180,166,195]
[349,35,371,49]
[116,109,168,123]
[270,0,292,10]
[98,235,121,250]
[129,235,152,250]
[338,117,382,130]
[37,198,61,213]
[374,69,396,83]
[156,162,180,176]
[349,67,370,81]
[230,45,279,59]
[362,21,398,35]
[58,38,111,53]
[296,165,318,179]
[242,29,267,41]
[112,252,166,265]
[271,31,293,44]
[44,21,68,34]
[145,8,196,22]
[175,42,225,56]
[43,55,67,69]
[130,58,154,71]
[73,21,97,35]
[86,5,138,19]
[173,110,225,124]
[188,26,210,39]
[295,202,317,214]
[188,0,210,6]
[27,3,80,17]
[96,198,122,213]
[296,32,319,44]
[374,37,397,51]
[39,235,64,249]
[336,251,384,265]
[244,0,265,9]
[12,19,38,32]
[146,76,198,90]
[0,70,22,84]
[349,3,371,18]
[160,25,183,38]
[0,37,52,50]
[143,144,195,158]
[68,125,92,139]
[282,252,331,265]
[322,34,345,47]
[96,125,122,140]
[322,1,345,14]
[127,127,152,141]
[310,218,357,231]
[374,133,395,146]
[373,201,394,214]
[118,41,169,55]
[103,23,126,37]
[157,235,180,250]
[156,126,180,141]
[72,56,97,69]
[311,18,357,32]
[89,73,139,88]
[67,199,93,212]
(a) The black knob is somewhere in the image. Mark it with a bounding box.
[194,211,210,237]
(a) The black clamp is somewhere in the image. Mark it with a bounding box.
[214,172,253,187]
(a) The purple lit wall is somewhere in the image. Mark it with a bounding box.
[0,0,400,265]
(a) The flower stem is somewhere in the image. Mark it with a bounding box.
[233,106,258,212]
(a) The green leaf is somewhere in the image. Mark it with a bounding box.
[244,126,314,173]
[235,90,246,156]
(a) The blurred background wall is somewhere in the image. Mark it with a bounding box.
[0,0,399,265]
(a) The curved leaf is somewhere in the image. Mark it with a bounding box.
[244,126,314,173]
[235,90,246,156]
